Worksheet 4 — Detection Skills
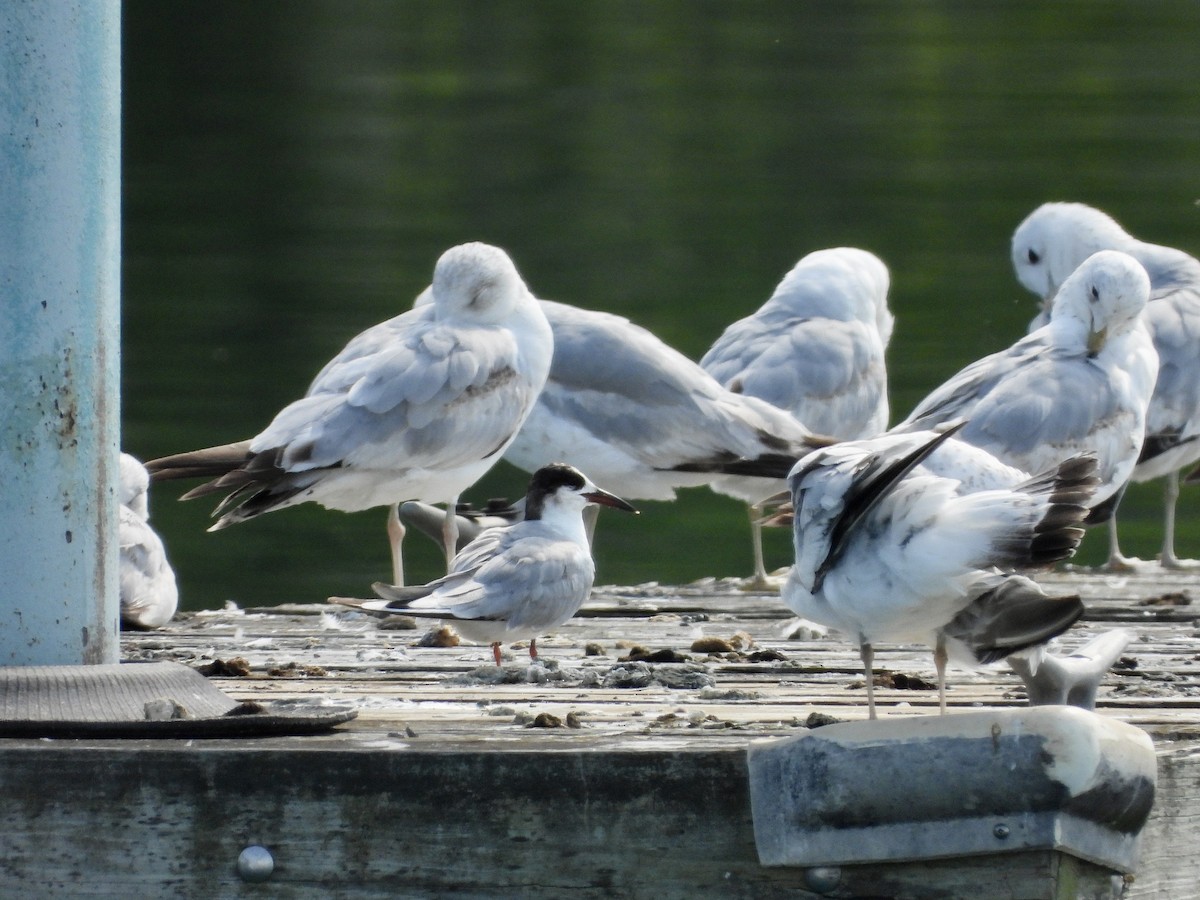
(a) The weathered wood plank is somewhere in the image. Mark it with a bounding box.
[2,569,1197,897]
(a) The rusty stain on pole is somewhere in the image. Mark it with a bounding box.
[0,2,120,664]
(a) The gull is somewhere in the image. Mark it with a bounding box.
[502,299,830,584]
[894,249,1157,524]
[1012,202,1200,568]
[118,453,179,630]
[1006,627,1135,710]
[700,248,893,582]
[701,247,894,440]
[145,243,554,587]
[782,426,1097,719]
[331,464,636,665]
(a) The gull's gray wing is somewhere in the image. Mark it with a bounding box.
[533,300,817,463]
[897,330,1049,432]
[250,309,536,474]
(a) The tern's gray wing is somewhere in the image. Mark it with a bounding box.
[404,532,594,631]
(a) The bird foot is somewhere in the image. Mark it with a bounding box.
[780,617,829,641]
[1158,554,1200,571]
[1098,554,1151,574]
[738,570,787,592]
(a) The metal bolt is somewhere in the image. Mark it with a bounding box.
[993,823,1011,840]
[803,866,842,894]
[237,845,275,882]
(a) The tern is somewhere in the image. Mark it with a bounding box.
[332,464,636,665]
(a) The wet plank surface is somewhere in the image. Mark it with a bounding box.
[3,568,1197,898]
[120,567,1200,745]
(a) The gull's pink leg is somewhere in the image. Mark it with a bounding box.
[861,642,876,720]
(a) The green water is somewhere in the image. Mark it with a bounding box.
[122,1,1200,609]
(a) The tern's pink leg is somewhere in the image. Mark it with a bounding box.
[491,642,502,666]
[529,639,538,660]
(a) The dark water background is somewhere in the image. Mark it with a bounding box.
[121,1,1200,609]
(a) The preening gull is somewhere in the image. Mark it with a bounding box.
[895,249,1157,521]
[145,243,554,587]
[119,453,179,630]
[332,464,636,666]
[781,426,1097,718]
[700,248,893,584]
[1012,201,1200,568]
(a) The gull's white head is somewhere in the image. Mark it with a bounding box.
[431,242,529,322]
[119,453,151,521]
[1011,202,1133,303]
[775,247,894,342]
[1050,249,1150,356]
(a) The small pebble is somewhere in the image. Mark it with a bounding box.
[805,711,841,728]
[416,626,460,648]
[143,698,189,721]
[197,657,251,677]
[690,637,735,654]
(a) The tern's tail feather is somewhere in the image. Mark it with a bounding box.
[328,589,437,617]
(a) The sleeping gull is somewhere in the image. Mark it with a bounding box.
[782,426,1097,719]
[501,299,829,584]
[700,248,893,583]
[118,453,179,630]
[1012,201,1200,568]
[894,249,1157,523]
[701,247,893,439]
[145,242,554,587]
[331,463,636,665]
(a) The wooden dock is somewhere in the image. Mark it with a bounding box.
[3,567,1199,898]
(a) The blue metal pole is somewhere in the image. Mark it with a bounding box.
[0,1,121,664]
